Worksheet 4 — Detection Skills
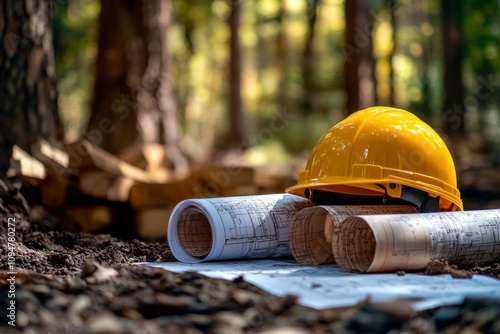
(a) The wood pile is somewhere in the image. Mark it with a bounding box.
[8,140,296,239]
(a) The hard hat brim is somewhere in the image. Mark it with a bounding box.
[285,176,463,211]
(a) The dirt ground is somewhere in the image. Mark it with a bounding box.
[0,180,499,333]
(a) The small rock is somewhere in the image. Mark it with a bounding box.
[17,311,30,327]
[449,267,473,279]
[215,311,247,329]
[68,295,91,315]
[231,289,260,305]
[258,326,311,334]
[425,259,449,275]
[425,259,472,278]
[185,313,212,326]
[154,293,194,308]
[122,308,143,320]
[81,261,118,283]
[87,313,125,333]
[39,309,56,326]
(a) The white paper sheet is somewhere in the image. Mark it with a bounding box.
[141,259,500,311]
[333,209,500,273]
[167,194,311,262]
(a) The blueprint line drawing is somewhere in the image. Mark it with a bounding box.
[167,193,311,263]
[140,259,500,311]
[289,205,416,265]
[167,192,500,273]
[333,209,500,273]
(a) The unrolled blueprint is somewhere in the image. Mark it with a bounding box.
[143,259,500,311]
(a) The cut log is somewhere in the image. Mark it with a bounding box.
[66,140,168,183]
[254,173,297,193]
[190,164,254,189]
[219,185,261,197]
[79,171,135,202]
[134,206,175,239]
[26,140,72,209]
[142,143,167,172]
[117,143,168,171]
[9,145,47,180]
[32,139,69,169]
[129,179,201,209]
[60,205,113,233]
[117,143,173,181]
[41,171,69,209]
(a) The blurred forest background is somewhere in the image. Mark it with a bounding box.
[1,0,500,210]
[55,0,500,165]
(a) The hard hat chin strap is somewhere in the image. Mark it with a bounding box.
[307,187,439,213]
[397,185,439,213]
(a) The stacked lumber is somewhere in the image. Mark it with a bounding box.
[8,140,297,238]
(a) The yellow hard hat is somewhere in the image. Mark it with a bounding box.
[286,106,463,212]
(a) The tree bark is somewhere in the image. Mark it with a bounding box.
[87,0,187,170]
[220,0,248,149]
[275,0,287,108]
[388,0,396,107]
[0,0,63,179]
[415,0,431,116]
[344,0,376,114]
[441,0,465,137]
[301,0,320,111]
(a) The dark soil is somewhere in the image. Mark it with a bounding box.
[0,180,499,333]
[0,181,174,277]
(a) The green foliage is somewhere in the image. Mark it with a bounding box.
[171,0,348,158]
[243,140,293,175]
[461,1,500,145]
[53,0,100,142]
[463,1,500,73]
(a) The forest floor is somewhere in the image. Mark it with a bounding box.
[0,170,499,333]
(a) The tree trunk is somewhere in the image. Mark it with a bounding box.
[0,0,63,179]
[275,0,288,109]
[87,0,187,170]
[220,0,248,149]
[344,0,376,114]
[441,0,465,137]
[301,0,320,111]
[388,0,396,107]
[416,0,431,117]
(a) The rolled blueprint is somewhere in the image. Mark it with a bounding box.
[167,193,311,263]
[333,209,500,273]
[289,205,417,265]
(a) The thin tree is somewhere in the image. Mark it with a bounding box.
[343,0,376,114]
[87,0,187,171]
[0,0,64,179]
[276,0,288,108]
[416,0,432,116]
[220,0,248,149]
[301,0,320,111]
[441,0,465,137]
[387,0,396,107]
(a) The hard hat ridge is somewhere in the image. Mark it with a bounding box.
[286,106,463,211]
